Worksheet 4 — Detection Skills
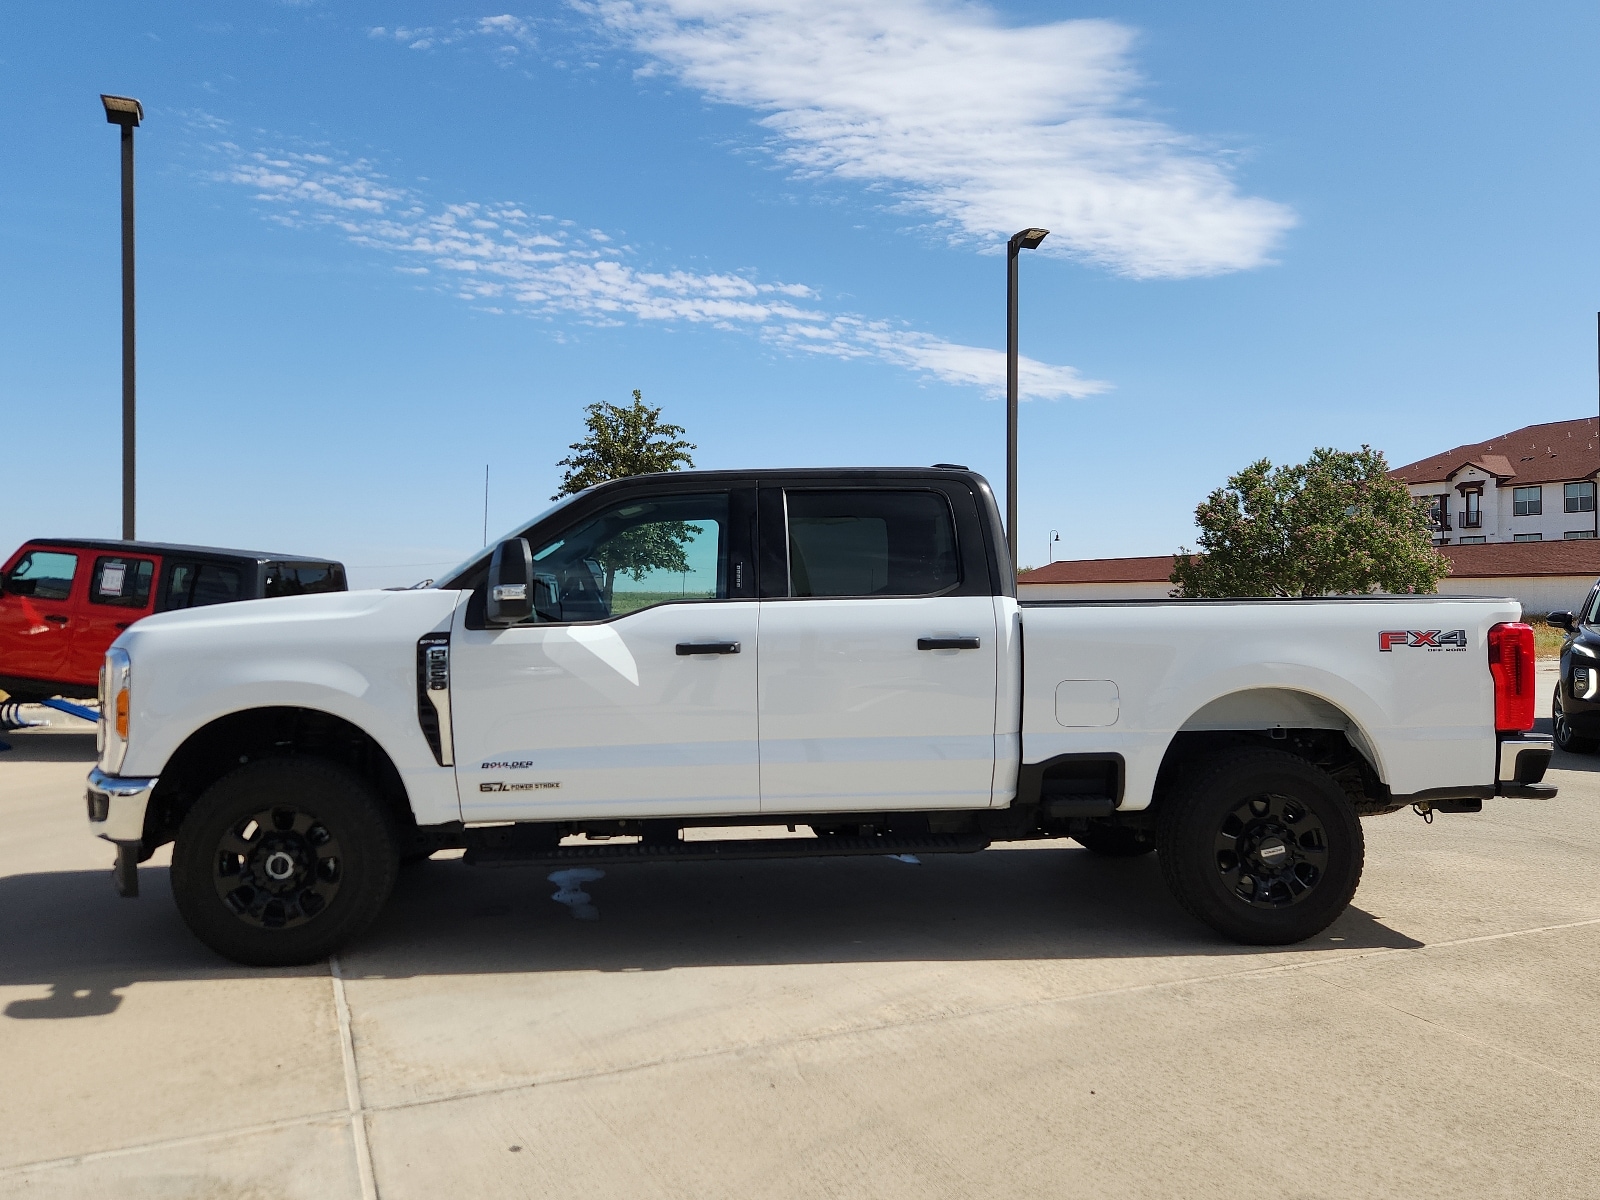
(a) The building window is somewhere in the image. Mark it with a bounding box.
[1427,493,1450,530]
[1565,481,1595,513]
[1565,530,1597,540]
[1512,486,1542,516]
[1459,535,1486,544]
[1513,533,1542,542]
[1461,488,1482,528]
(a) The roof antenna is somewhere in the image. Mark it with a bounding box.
[483,463,490,546]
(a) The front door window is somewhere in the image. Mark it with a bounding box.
[524,492,729,623]
[3,551,78,601]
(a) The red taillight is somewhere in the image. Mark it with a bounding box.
[1488,621,1536,732]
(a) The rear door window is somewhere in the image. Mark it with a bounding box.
[164,561,244,610]
[3,550,78,601]
[785,490,959,598]
[193,563,243,607]
[89,556,155,608]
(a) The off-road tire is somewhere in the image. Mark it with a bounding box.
[170,758,399,966]
[1157,747,1364,945]
[1072,823,1157,857]
[1552,684,1599,754]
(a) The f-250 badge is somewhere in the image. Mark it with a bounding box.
[1379,629,1467,651]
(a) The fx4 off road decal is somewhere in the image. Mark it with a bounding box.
[1380,629,1467,652]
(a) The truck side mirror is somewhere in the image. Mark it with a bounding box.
[486,538,534,625]
[1548,610,1576,632]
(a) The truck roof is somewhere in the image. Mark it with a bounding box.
[576,466,987,486]
[21,538,338,565]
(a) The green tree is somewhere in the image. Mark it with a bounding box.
[553,390,696,498]
[1170,446,1449,598]
[553,391,700,599]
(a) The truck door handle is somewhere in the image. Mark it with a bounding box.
[918,636,980,650]
[44,614,69,625]
[677,641,741,655]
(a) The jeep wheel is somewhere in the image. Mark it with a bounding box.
[170,758,399,966]
[1157,747,1364,945]
[1553,685,1598,754]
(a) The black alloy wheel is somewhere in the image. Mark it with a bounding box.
[1212,792,1326,907]
[213,805,343,929]
[171,758,399,966]
[1157,746,1364,945]
[1553,684,1599,754]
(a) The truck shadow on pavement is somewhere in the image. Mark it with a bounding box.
[0,732,98,762]
[0,848,1422,1018]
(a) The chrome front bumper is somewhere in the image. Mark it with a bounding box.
[86,767,158,844]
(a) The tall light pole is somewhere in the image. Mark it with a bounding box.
[102,94,143,541]
[1006,227,1049,575]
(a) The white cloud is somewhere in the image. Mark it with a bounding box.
[368,14,535,58]
[208,133,1105,400]
[588,0,1295,279]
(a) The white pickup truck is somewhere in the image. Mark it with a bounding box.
[86,467,1553,965]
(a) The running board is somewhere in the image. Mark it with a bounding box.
[463,831,991,868]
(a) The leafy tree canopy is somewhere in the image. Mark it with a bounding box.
[554,390,695,498]
[1170,446,1449,598]
[553,391,700,597]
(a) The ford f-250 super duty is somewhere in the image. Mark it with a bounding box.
[85,467,1554,965]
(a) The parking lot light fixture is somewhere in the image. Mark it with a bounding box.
[1006,227,1049,574]
[101,94,143,541]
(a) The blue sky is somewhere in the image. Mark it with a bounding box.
[4,1,1600,585]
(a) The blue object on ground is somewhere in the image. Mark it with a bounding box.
[42,698,100,724]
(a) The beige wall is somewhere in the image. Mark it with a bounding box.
[1435,574,1594,617]
[1019,574,1596,616]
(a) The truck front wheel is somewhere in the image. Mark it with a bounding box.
[170,758,399,966]
[1157,748,1363,945]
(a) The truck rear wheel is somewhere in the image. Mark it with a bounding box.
[1156,747,1363,945]
[1072,824,1156,857]
[170,758,399,966]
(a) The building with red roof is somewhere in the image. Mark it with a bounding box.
[1388,417,1600,546]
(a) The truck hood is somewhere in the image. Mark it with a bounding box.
[120,588,462,642]
[109,588,468,779]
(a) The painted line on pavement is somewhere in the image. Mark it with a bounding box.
[0,1111,349,1177]
[331,954,379,1200]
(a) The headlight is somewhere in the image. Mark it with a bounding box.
[101,647,132,774]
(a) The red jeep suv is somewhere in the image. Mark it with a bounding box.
[0,539,346,703]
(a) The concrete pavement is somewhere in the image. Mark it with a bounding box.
[2,672,1597,1198]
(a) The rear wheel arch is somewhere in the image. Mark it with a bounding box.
[1156,687,1389,814]
[143,706,416,851]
